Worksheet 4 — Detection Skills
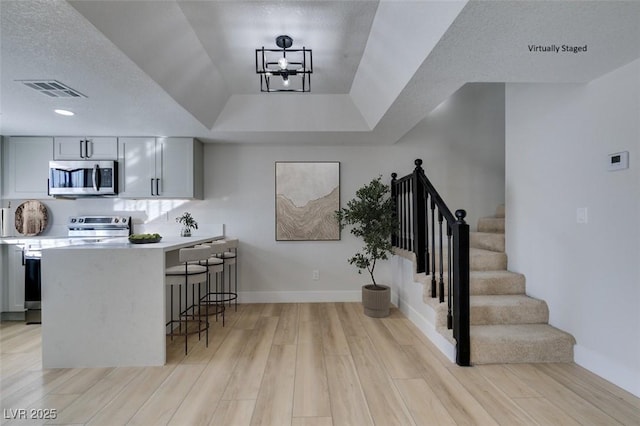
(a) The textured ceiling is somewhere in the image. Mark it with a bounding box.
[1,1,639,145]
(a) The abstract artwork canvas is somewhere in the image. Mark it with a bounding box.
[275,162,340,241]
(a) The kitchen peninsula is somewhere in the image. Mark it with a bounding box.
[41,233,223,368]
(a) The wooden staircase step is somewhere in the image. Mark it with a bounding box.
[477,217,505,233]
[470,324,576,364]
[470,231,505,252]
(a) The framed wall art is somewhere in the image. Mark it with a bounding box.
[275,161,340,241]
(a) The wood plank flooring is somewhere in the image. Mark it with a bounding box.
[1,303,639,425]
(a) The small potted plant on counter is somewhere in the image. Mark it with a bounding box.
[335,176,398,318]
[176,212,198,237]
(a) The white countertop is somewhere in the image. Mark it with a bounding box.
[46,235,224,251]
[2,234,224,251]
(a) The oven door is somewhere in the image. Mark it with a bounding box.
[49,161,117,195]
[24,254,41,324]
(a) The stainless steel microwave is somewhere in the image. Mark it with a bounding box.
[48,160,118,196]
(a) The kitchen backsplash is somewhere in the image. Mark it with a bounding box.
[1,198,221,238]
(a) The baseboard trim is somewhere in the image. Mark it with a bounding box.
[397,296,456,363]
[238,290,361,303]
[1,311,26,321]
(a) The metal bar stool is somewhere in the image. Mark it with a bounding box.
[209,239,238,311]
[193,244,225,325]
[165,245,211,355]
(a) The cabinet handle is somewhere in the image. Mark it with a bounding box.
[155,179,160,196]
[80,140,85,158]
[85,139,92,158]
[150,178,155,196]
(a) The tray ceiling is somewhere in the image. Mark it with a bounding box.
[1,1,639,145]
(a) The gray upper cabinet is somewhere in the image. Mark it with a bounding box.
[2,136,53,199]
[54,137,117,160]
[117,137,203,199]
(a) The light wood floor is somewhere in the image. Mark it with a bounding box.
[1,303,639,425]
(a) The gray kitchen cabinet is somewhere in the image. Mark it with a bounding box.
[2,136,53,199]
[117,137,203,199]
[4,245,25,313]
[54,137,117,160]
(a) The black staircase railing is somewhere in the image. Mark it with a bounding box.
[391,159,470,366]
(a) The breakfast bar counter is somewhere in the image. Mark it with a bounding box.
[41,234,223,368]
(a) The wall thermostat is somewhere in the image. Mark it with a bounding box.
[608,151,629,171]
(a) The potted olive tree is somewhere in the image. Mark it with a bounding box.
[335,176,398,317]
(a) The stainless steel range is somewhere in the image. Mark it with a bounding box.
[24,216,131,324]
[67,215,131,238]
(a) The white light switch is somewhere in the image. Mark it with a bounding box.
[577,207,588,224]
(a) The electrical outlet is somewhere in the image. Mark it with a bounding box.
[312,270,320,280]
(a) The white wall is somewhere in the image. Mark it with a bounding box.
[187,83,504,302]
[505,59,640,396]
[0,83,505,309]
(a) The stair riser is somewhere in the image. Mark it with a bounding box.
[430,251,508,272]
[432,306,548,327]
[477,217,505,233]
[472,252,507,271]
[495,204,505,218]
[470,232,505,253]
[471,340,574,364]
[470,304,549,325]
[423,273,526,297]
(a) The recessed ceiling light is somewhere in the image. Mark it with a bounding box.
[54,109,74,116]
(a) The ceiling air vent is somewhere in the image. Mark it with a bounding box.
[17,80,87,98]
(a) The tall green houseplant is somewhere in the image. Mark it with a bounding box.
[336,176,397,317]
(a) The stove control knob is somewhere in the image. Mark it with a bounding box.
[122,218,127,223]
[114,218,119,223]
[79,218,84,223]
[71,218,77,223]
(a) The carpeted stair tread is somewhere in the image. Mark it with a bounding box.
[478,217,505,233]
[399,202,576,364]
[470,295,549,325]
[470,324,576,364]
[471,232,505,252]
[430,248,507,271]
[423,270,526,298]
[429,294,548,328]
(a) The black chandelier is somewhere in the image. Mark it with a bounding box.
[255,35,312,92]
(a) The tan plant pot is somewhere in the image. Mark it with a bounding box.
[362,284,391,318]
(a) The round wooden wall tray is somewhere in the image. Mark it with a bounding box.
[14,200,49,236]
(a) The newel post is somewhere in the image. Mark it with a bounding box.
[453,209,471,366]
[412,159,427,274]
